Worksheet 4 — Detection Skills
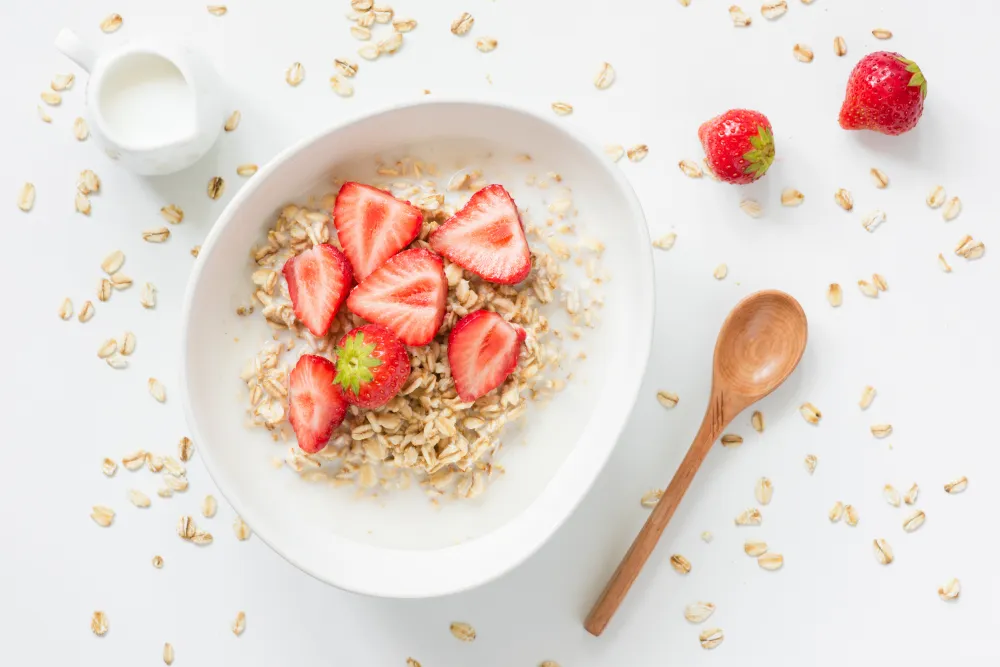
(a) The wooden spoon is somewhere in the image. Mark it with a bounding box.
[584,290,808,636]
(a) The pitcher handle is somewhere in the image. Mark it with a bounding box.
[55,29,98,72]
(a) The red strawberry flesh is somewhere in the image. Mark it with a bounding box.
[346,248,447,346]
[282,243,353,337]
[288,354,347,454]
[334,323,410,409]
[333,182,423,281]
[448,310,524,402]
[429,184,531,284]
[838,51,926,136]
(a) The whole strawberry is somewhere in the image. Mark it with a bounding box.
[839,51,927,136]
[333,324,410,409]
[698,109,774,185]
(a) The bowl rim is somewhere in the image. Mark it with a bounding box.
[180,96,655,598]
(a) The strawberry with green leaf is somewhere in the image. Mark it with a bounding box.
[698,109,775,185]
[333,324,410,409]
[839,51,927,136]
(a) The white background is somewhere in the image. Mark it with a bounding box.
[2,0,999,665]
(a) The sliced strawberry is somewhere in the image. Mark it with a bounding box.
[288,354,347,453]
[429,184,531,285]
[333,182,423,281]
[282,243,353,337]
[346,248,447,346]
[447,310,524,402]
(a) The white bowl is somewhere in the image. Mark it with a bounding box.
[181,99,654,598]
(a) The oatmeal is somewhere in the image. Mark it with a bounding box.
[240,155,605,500]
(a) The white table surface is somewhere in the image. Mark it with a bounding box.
[4,0,999,664]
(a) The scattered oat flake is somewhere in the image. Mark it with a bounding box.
[160,204,184,224]
[944,476,968,494]
[78,300,95,322]
[51,73,75,90]
[858,280,878,298]
[406,660,422,667]
[59,298,74,320]
[177,516,196,540]
[101,250,125,274]
[140,282,157,308]
[938,253,953,273]
[870,168,889,189]
[122,451,146,471]
[828,501,844,522]
[91,505,115,527]
[91,610,109,636]
[740,199,763,218]
[641,489,663,508]
[735,508,762,526]
[285,62,305,86]
[793,44,814,62]
[721,433,743,447]
[237,163,259,177]
[551,102,573,116]
[605,145,625,162]
[827,283,843,307]
[163,642,175,665]
[393,18,417,32]
[751,410,765,433]
[178,437,194,462]
[451,12,474,35]
[102,458,117,476]
[98,278,112,302]
[41,90,62,105]
[883,484,900,507]
[754,477,773,505]
[143,227,171,243]
[804,454,817,474]
[758,552,783,570]
[730,5,751,26]
[942,196,962,221]
[844,504,859,527]
[450,621,476,642]
[870,423,892,439]
[862,209,886,232]
[684,601,716,623]
[627,144,649,162]
[955,235,985,260]
[700,627,724,650]
[834,36,847,56]
[859,385,876,409]
[781,188,804,206]
[594,62,615,89]
[476,37,498,53]
[358,44,380,60]
[152,555,164,568]
[224,110,241,132]
[653,232,677,250]
[97,338,117,358]
[191,531,213,545]
[872,28,892,39]
[334,59,358,80]
[744,539,767,557]
[207,5,227,15]
[799,402,821,424]
[100,13,123,32]
[38,106,52,123]
[190,245,201,258]
[233,516,251,540]
[678,159,703,178]
[903,509,925,532]
[713,263,728,280]
[128,489,151,508]
[670,554,692,574]
[149,378,167,403]
[233,611,246,636]
[834,188,854,211]
[17,183,35,212]
[761,1,787,18]
[656,390,679,409]
[927,185,945,208]
[873,538,894,564]
[939,578,960,601]
[208,176,225,199]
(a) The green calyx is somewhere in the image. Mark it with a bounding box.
[333,332,382,396]
[742,125,775,180]
[898,56,928,99]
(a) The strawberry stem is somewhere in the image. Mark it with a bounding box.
[334,332,382,396]
[742,125,775,180]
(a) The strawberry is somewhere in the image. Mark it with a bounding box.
[346,248,447,346]
[333,181,423,281]
[698,109,775,185]
[839,51,927,136]
[447,310,525,402]
[282,243,353,337]
[288,354,347,453]
[333,323,410,409]
[429,184,531,284]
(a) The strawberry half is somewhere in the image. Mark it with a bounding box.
[447,310,525,402]
[282,243,353,337]
[429,184,531,285]
[334,324,410,409]
[346,248,447,346]
[333,182,423,281]
[288,354,347,453]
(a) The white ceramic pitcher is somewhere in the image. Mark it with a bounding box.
[55,29,225,176]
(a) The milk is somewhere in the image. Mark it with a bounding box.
[97,53,196,148]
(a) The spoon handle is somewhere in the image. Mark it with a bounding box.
[584,391,729,636]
